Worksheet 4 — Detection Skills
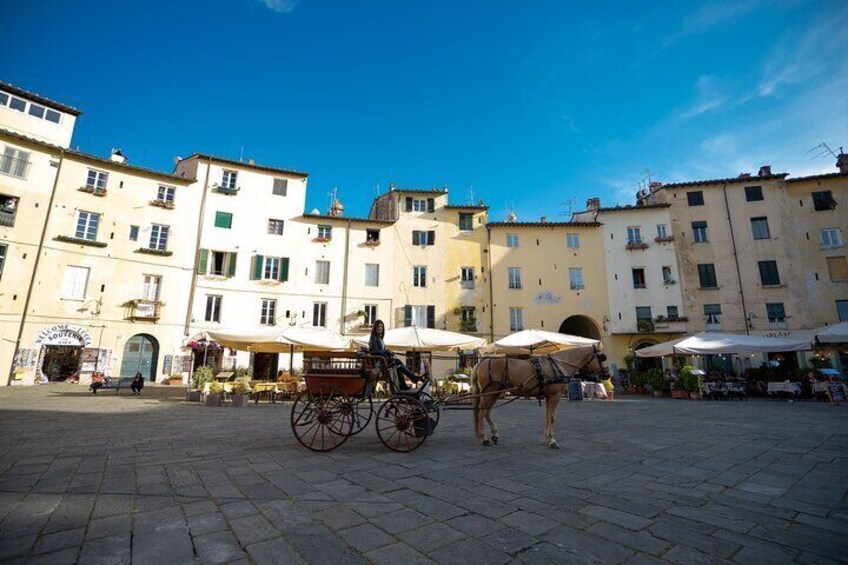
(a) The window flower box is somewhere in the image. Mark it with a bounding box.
[626,242,649,250]
[637,320,655,333]
[135,248,173,257]
[54,235,107,248]
[78,186,107,197]
[654,236,674,243]
[213,185,239,195]
[364,239,380,247]
[313,237,331,243]
[150,199,175,209]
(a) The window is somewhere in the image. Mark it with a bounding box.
[820,228,843,248]
[214,211,233,229]
[704,304,721,326]
[28,104,45,119]
[204,250,237,277]
[509,307,524,331]
[766,302,786,326]
[812,191,836,211]
[272,178,287,196]
[250,255,289,281]
[317,225,332,239]
[461,267,475,289]
[363,304,378,326]
[698,263,717,288]
[635,307,652,322]
[837,300,848,322]
[566,233,580,249]
[129,225,139,241]
[312,303,327,327]
[205,295,222,322]
[142,275,161,301]
[75,211,100,241]
[656,225,668,239]
[687,191,704,206]
[45,109,61,123]
[751,217,770,240]
[0,147,31,179]
[413,265,427,288]
[268,219,284,235]
[0,244,6,280]
[662,266,674,284]
[61,266,89,300]
[365,263,380,287]
[827,256,848,281]
[745,185,763,202]
[460,306,476,332]
[0,194,19,227]
[9,97,26,112]
[412,230,435,246]
[758,260,781,286]
[149,224,169,251]
[366,229,380,243]
[404,305,433,328]
[692,221,708,243]
[411,199,427,212]
[667,306,679,319]
[626,226,642,244]
[221,170,237,190]
[315,260,330,284]
[85,169,108,193]
[459,213,473,231]
[632,268,646,289]
[157,185,175,204]
[0,92,7,106]
[506,234,519,248]
[260,299,277,325]
[568,267,584,290]
[508,267,522,289]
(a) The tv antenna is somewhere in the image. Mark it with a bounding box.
[558,197,577,217]
[807,143,837,161]
[467,184,475,205]
[503,202,517,222]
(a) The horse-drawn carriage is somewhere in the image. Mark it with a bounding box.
[291,345,607,452]
[290,351,439,452]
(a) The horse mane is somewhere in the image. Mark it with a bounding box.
[548,346,596,376]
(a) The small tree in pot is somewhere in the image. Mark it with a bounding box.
[230,378,252,407]
[646,368,666,397]
[205,381,224,406]
[681,366,703,400]
[188,366,213,401]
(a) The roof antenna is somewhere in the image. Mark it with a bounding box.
[558,197,577,217]
[239,146,244,163]
[467,184,475,205]
[807,142,837,161]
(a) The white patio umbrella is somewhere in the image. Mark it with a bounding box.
[352,326,487,352]
[491,329,600,354]
[809,321,848,345]
[634,332,808,357]
[278,326,352,351]
[204,328,288,352]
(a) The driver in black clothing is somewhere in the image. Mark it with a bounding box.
[368,320,428,391]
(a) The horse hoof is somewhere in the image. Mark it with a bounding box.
[492,436,499,445]
[482,440,492,447]
[548,442,560,449]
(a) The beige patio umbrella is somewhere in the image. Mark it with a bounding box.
[490,329,599,354]
[352,326,487,352]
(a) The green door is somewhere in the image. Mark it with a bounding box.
[120,334,159,381]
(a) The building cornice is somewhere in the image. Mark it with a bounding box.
[181,153,309,178]
[486,221,601,228]
[0,80,82,116]
[301,213,394,226]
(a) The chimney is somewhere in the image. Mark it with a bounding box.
[649,181,663,192]
[328,199,344,217]
[837,150,848,174]
[758,165,772,177]
[738,173,751,179]
[586,197,601,211]
[109,148,127,164]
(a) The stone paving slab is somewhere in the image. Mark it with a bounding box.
[0,385,846,563]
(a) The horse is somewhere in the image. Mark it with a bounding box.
[470,345,607,448]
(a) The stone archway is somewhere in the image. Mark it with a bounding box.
[120,334,159,381]
[559,315,602,340]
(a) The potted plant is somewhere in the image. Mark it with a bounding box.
[681,366,703,400]
[205,381,224,406]
[168,372,184,386]
[671,376,689,399]
[646,368,666,397]
[188,366,212,401]
[230,378,252,407]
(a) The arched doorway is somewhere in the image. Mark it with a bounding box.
[559,315,601,340]
[633,340,662,371]
[120,334,159,381]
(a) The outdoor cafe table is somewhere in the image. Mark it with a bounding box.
[767,381,801,399]
[582,382,607,400]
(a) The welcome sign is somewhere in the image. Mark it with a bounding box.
[35,324,93,347]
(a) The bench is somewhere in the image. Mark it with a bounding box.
[108,377,136,394]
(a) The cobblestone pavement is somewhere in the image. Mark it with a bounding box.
[0,385,846,564]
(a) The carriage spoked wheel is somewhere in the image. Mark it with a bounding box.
[346,397,373,436]
[375,396,430,452]
[290,385,354,452]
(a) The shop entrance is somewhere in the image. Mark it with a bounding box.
[120,334,159,381]
[252,353,278,381]
[41,346,82,381]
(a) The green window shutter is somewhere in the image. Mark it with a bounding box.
[427,231,435,245]
[252,255,264,280]
[405,197,413,212]
[427,305,436,328]
[427,198,435,212]
[227,252,237,277]
[404,305,412,327]
[197,249,208,274]
[215,211,232,229]
[280,257,290,281]
[412,231,419,245]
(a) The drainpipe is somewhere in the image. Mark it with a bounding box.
[7,149,65,385]
[722,183,749,335]
[184,158,212,336]
[339,219,352,334]
[486,226,495,342]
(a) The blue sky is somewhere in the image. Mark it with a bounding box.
[2,0,846,219]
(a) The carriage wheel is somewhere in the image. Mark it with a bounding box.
[346,396,373,436]
[375,396,429,452]
[290,385,354,452]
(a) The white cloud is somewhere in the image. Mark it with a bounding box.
[665,0,765,46]
[261,0,298,13]
[680,75,727,120]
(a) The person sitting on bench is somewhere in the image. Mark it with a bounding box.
[90,372,104,394]
[369,320,427,391]
[131,372,145,395]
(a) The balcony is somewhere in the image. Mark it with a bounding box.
[128,299,162,321]
[78,186,107,197]
[637,320,655,333]
[213,184,239,195]
[150,199,175,209]
[654,236,675,243]
[663,278,676,285]
[364,238,380,247]
[626,241,649,250]
[0,195,18,227]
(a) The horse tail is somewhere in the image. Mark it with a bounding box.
[471,363,481,413]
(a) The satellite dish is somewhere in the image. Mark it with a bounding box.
[310,208,320,215]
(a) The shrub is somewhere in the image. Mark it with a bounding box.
[192,366,213,389]
[645,368,665,390]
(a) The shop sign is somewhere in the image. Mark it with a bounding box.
[35,324,93,347]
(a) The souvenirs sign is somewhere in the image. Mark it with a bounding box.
[35,324,93,347]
